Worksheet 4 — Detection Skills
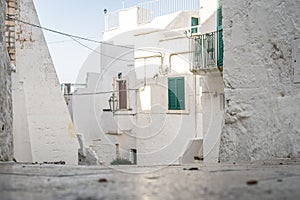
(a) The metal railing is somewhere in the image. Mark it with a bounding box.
[105,10,119,31]
[137,0,200,24]
[105,0,200,31]
[190,30,223,72]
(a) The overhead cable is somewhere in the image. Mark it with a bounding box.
[6,16,158,54]
[69,36,133,63]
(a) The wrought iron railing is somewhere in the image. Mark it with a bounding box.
[190,30,223,72]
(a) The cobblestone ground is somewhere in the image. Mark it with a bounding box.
[0,159,300,200]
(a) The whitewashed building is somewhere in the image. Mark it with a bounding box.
[9,0,79,164]
[71,0,224,165]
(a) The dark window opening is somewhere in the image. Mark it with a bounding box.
[131,149,137,165]
[118,80,127,109]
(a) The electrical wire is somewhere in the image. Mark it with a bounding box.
[5,16,159,54]
[41,37,99,45]
[69,36,133,63]
[68,88,138,96]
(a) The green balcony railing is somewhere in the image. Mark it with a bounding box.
[190,30,223,72]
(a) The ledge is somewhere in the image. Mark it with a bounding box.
[106,131,122,136]
[190,67,221,75]
[166,109,190,115]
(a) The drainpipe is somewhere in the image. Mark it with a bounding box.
[134,53,163,65]
[168,51,191,73]
[134,53,164,82]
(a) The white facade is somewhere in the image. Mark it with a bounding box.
[12,0,79,164]
[72,0,224,165]
[190,0,224,162]
[199,0,217,33]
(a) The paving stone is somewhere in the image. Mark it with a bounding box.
[0,159,300,200]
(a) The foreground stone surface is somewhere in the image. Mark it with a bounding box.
[0,159,300,200]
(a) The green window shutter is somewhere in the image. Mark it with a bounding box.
[217,0,223,67]
[217,0,222,28]
[217,30,223,67]
[168,78,177,110]
[191,17,199,34]
[168,77,185,110]
[176,77,185,110]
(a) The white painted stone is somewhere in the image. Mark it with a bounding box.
[12,0,79,164]
[220,0,300,162]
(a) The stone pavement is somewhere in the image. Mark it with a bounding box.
[0,159,300,200]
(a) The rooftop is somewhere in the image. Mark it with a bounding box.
[105,0,200,31]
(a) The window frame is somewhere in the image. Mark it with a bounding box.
[191,17,199,34]
[114,77,129,110]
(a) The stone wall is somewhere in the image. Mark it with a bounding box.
[220,0,300,162]
[0,0,13,161]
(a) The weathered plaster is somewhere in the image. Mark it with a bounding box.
[220,0,300,162]
[12,0,79,164]
[0,0,13,161]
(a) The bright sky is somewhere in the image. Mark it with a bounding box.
[33,0,150,83]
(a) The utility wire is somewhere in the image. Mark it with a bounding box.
[39,36,99,45]
[68,88,138,96]
[6,16,159,54]
[69,36,133,63]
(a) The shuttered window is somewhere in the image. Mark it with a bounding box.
[191,17,199,34]
[168,77,185,110]
[217,0,223,67]
[118,80,127,109]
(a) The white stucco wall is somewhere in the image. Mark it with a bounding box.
[133,23,202,165]
[0,0,13,161]
[73,11,210,166]
[12,0,79,164]
[220,0,300,162]
[73,2,229,164]
[201,73,224,163]
[199,0,217,33]
[72,44,136,165]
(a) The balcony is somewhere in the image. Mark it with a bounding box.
[190,30,223,74]
[104,0,200,31]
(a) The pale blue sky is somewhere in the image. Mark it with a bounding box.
[33,0,150,83]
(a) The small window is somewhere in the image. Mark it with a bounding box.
[131,149,137,165]
[117,80,127,109]
[168,77,185,110]
[191,17,199,34]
